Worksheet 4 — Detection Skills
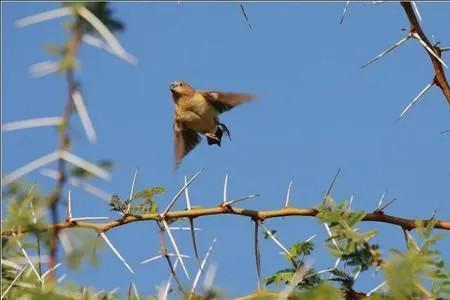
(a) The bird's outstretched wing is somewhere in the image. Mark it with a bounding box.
[200,91,254,114]
[174,121,201,169]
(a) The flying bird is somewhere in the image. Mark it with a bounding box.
[170,80,254,169]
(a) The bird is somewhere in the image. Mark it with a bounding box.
[170,80,254,169]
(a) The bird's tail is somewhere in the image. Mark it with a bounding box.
[207,123,231,146]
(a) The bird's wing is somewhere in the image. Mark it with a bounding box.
[174,120,201,169]
[199,91,254,114]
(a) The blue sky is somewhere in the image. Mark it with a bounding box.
[2,2,450,297]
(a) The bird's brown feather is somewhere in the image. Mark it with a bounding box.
[200,91,254,114]
[174,121,201,169]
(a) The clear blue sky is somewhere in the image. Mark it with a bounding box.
[3,2,450,297]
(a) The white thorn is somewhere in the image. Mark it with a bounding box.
[1,266,27,299]
[202,263,218,291]
[41,262,62,280]
[284,179,293,207]
[1,259,22,271]
[405,230,421,252]
[399,81,434,118]
[161,169,202,217]
[100,232,134,274]
[184,176,191,210]
[131,281,141,300]
[223,173,229,204]
[348,194,354,210]
[411,2,422,22]
[67,190,72,220]
[3,151,60,186]
[14,238,42,283]
[72,89,97,143]
[57,273,67,283]
[260,223,292,259]
[82,34,137,65]
[339,1,350,24]
[77,6,137,65]
[29,61,59,78]
[413,32,448,68]
[2,117,63,132]
[140,253,190,265]
[16,7,73,28]
[126,169,138,213]
[223,194,259,206]
[362,34,411,68]
[367,281,387,296]
[324,223,342,254]
[191,238,217,294]
[169,227,202,231]
[60,151,111,180]
[377,192,386,210]
[40,169,112,202]
[161,220,190,280]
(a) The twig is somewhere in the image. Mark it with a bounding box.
[5,205,450,237]
[400,2,450,105]
[2,117,63,132]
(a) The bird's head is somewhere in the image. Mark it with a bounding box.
[169,80,194,96]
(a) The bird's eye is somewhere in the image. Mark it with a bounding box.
[179,83,183,87]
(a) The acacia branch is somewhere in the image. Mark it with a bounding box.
[3,205,449,237]
[400,1,450,105]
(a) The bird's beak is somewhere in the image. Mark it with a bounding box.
[169,83,177,91]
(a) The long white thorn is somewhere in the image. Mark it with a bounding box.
[57,273,67,283]
[67,190,72,221]
[82,34,137,65]
[161,220,190,280]
[362,34,411,68]
[399,81,434,118]
[72,89,97,143]
[191,238,217,294]
[161,169,202,217]
[411,2,422,22]
[367,281,387,296]
[184,176,191,210]
[376,192,386,210]
[2,117,63,132]
[413,32,448,68]
[41,262,62,280]
[339,1,350,24]
[260,223,292,259]
[140,253,190,265]
[40,169,112,202]
[131,281,141,300]
[169,227,202,231]
[77,6,137,65]
[29,61,59,78]
[202,263,217,291]
[1,266,27,299]
[15,238,42,282]
[324,223,342,254]
[223,194,260,206]
[16,7,73,28]
[284,179,293,207]
[3,151,60,185]
[126,169,138,213]
[100,233,134,274]
[223,173,229,204]
[61,151,111,180]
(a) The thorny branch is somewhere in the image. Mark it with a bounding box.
[400,1,450,105]
[47,22,83,283]
[3,204,450,238]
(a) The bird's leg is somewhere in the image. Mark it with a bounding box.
[219,123,231,141]
[205,132,221,146]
